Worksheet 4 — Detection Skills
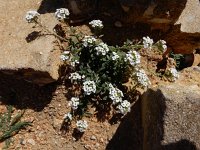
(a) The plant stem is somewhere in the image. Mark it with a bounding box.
[36,21,69,42]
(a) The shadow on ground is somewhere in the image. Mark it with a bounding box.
[106,99,143,150]
[163,140,197,150]
[37,0,65,14]
[0,72,57,111]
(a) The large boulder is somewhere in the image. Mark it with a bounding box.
[0,0,61,85]
[120,0,200,54]
[142,82,200,150]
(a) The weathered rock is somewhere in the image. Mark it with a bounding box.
[142,83,200,150]
[0,0,61,85]
[119,0,200,54]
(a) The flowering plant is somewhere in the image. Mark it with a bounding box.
[63,30,153,120]
[55,8,70,21]
[25,11,40,23]
[25,9,177,133]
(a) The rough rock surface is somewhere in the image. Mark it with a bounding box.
[0,0,61,85]
[120,0,200,54]
[142,82,200,150]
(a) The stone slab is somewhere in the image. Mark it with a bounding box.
[0,0,61,85]
[142,83,200,150]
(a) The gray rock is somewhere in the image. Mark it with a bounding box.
[142,83,200,150]
[0,0,62,85]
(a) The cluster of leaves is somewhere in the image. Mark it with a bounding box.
[169,52,185,70]
[0,106,31,148]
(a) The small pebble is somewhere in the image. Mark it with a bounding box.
[90,135,96,140]
[84,144,91,150]
[100,138,104,143]
[20,139,26,145]
[95,143,100,147]
[27,139,35,145]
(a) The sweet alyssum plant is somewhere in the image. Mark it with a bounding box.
[25,8,179,133]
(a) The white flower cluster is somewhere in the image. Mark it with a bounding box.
[166,68,179,81]
[125,51,141,66]
[83,81,96,95]
[112,52,120,60]
[63,112,72,121]
[89,20,103,29]
[95,42,109,55]
[117,100,131,115]
[25,11,40,23]
[68,97,80,110]
[60,51,70,61]
[135,69,151,87]
[109,84,124,104]
[55,8,70,20]
[159,40,167,52]
[143,36,154,49]
[82,36,97,47]
[69,72,82,81]
[76,120,88,132]
[70,59,79,67]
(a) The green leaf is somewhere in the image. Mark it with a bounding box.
[0,122,31,142]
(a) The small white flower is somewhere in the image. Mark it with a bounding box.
[143,36,154,49]
[63,51,70,54]
[70,59,79,67]
[166,68,179,81]
[60,51,70,61]
[109,84,123,104]
[68,97,80,110]
[135,69,151,88]
[76,120,88,132]
[95,42,109,55]
[157,40,167,52]
[83,80,96,95]
[159,40,166,45]
[69,72,82,81]
[82,75,85,79]
[112,52,120,60]
[63,112,72,121]
[82,36,97,47]
[55,8,70,20]
[60,54,69,61]
[125,51,141,66]
[25,11,40,23]
[89,20,103,29]
[117,100,131,115]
